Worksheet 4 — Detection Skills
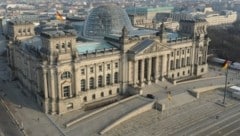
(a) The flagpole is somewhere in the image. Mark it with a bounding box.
[223,66,229,104]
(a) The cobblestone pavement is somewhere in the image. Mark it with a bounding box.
[104,91,240,136]
[63,96,153,136]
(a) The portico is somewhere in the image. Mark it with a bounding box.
[131,51,170,87]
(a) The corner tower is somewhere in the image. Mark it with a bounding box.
[7,20,35,41]
[179,19,209,76]
[40,30,77,64]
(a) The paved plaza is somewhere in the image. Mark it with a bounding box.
[104,90,240,136]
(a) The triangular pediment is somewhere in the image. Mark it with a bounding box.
[128,39,169,55]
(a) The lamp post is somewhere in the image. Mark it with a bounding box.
[223,65,229,105]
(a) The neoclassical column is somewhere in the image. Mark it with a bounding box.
[43,69,48,99]
[147,57,152,85]
[133,60,138,86]
[94,64,98,88]
[50,69,56,98]
[140,59,145,86]
[111,62,114,85]
[162,55,167,81]
[102,63,106,86]
[155,56,159,83]
[204,47,208,64]
[74,66,80,96]
[85,66,89,90]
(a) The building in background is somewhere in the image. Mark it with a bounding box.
[171,7,237,26]
[126,6,174,28]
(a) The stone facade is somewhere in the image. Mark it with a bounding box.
[7,19,210,114]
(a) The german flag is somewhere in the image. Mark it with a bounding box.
[222,60,229,70]
[55,11,64,21]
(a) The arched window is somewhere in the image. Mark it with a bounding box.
[98,75,103,87]
[61,71,71,79]
[89,77,94,89]
[114,72,118,83]
[106,74,111,85]
[81,79,86,91]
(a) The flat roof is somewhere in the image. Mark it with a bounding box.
[129,29,157,36]
[76,41,116,54]
[168,32,179,40]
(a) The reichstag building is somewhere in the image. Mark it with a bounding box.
[7,5,209,114]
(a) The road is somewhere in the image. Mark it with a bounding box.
[0,97,23,136]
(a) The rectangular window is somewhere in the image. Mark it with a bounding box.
[182,50,184,55]
[90,67,94,73]
[176,59,180,68]
[170,60,174,70]
[106,74,111,85]
[63,86,70,98]
[181,58,185,67]
[187,57,190,66]
[89,77,94,89]
[81,80,86,91]
[114,72,118,83]
[115,62,118,68]
[187,49,190,53]
[99,65,102,72]
[177,51,179,56]
[98,76,103,87]
[107,64,111,70]
[171,52,174,57]
[199,57,202,65]
[81,69,85,75]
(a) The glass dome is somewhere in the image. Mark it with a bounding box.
[83,5,133,39]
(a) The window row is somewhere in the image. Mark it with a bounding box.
[56,42,71,49]
[81,63,118,75]
[81,72,119,91]
[171,48,190,57]
[83,88,120,102]
[18,28,31,33]
[170,57,191,70]
[171,70,190,78]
